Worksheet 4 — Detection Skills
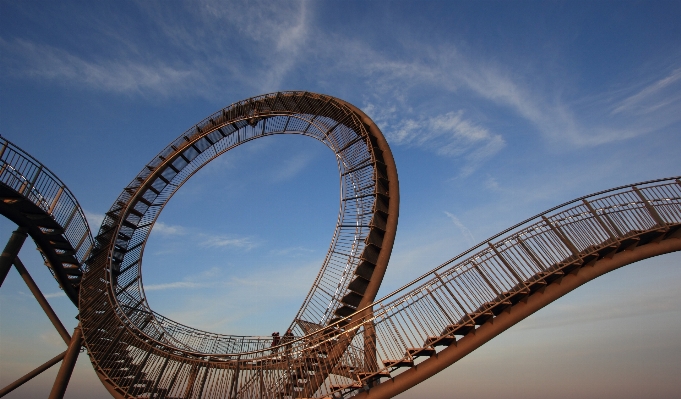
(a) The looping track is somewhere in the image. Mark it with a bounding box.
[79,92,399,398]
[71,92,681,399]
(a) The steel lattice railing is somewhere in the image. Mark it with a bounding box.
[82,177,680,399]
[76,92,680,399]
[335,178,681,396]
[0,136,93,303]
[79,92,399,398]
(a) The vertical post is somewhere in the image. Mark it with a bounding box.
[0,227,28,287]
[29,165,43,188]
[48,186,64,214]
[488,243,528,285]
[0,140,8,160]
[48,325,83,399]
[633,186,667,228]
[582,199,617,241]
[541,216,580,257]
[363,313,377,374]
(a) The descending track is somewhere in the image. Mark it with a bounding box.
[76,92,681,399]
[0,136,93,304]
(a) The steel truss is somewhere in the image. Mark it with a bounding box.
[77,92,681,398]
[2,95,680,399]
[0,136,94,397]
[80,92,399,398]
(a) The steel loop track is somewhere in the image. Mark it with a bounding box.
[77,92,681,399]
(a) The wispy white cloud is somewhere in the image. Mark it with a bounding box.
[335,39,680,149]
[143,268,222,291]
[43,291,67,299]
[84,210,104,232]
[611,67,681,116]
[143,281,207,291]
[3,0,677,155]
[366,105,505,175]
[0,38,198,96]
[152,221,185,236]
[271,153,314,182]
[146,220,257,254]
[200,235,257,250]
[484,175,501,191]
[271,246,314,256]
[444,211,476,245]
[148,259,321,335]
[0,0,311,97]
[141,0,311,92]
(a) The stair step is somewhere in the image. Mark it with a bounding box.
[382,358,414,368]
[441,323,475,336]
[504,288,530,304]
[541,270,564,284]
[526,278,547,292]
[424,335,456,347]
[467,311,494,325]
[407,347,436,357]
[357,370,391,380]
[330,382,362,391]
[486,299,512,315]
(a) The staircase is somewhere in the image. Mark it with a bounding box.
[74,93,681,399]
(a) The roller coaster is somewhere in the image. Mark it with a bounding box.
[1,91,680,399]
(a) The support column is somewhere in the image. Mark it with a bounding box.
[13,257,71,344]
[0,227,28,287]
[0,351,67,397]
[48,325,83,399]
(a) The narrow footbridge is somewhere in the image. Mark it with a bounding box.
[1,92,679,399]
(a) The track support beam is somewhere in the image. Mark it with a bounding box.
[354,237,681,399]
[13,257,71,344]
[48,325,83,399]
[0,227,27,287]
[0,351,67,397]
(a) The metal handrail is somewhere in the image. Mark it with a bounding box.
[74,91,680,398]
[363,175,680,311]
[0,136,94,275]
[83,177,677,399]
[94,177,681,359]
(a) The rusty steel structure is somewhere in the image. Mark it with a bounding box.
[0,137,93,303]
[0,135,93,398]
[1,92,680,399]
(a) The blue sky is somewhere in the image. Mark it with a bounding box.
[0,1,680,398]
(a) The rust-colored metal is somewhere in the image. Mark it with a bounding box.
[76,91,681,398]
[0,92,681,399]
[0,227,27,287]
[2,96,679,398]
[0,350,67,397]
[48,325,83,399]
[0,136,94,304]
[13,257,72,344]
[0,137,93,398]
[79,92,400,398]
[354,236,681,399]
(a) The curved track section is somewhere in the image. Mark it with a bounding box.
[77,91,680,399]
[0,136,93,304]
[350,177,681,398]
[79,92,399,398]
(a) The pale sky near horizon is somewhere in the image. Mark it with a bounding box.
[0,1,680,398]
